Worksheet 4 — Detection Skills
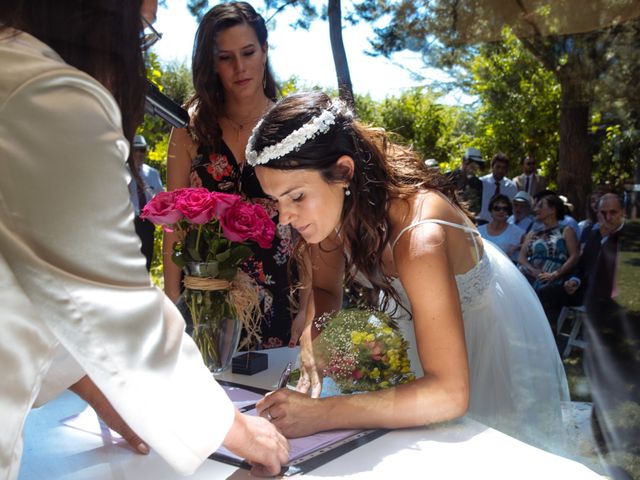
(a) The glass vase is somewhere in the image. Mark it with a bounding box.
[184,262,241,374]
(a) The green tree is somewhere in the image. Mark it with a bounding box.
[470,31,561,181]
[351,0,640,217]
[187,1,356,108]
[354,88,473,170]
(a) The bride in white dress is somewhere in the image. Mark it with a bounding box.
[245,91,570,453]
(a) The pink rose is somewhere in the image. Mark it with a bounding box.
[174,188,216,224]
[250,204,276,249]
[140,191,182,226]
[218,201,260,243]
[211,191,241,217]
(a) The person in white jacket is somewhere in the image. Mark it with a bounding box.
[0,1,288,478]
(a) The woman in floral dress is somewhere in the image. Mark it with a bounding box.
[164,2,304,349]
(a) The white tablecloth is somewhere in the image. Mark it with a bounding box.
[19,347,604,479]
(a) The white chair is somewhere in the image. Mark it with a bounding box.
[556,305,587,358]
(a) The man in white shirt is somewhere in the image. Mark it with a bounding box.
[478,153,518,223]
[513,155,547,197]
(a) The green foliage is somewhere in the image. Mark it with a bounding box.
[368,88,473,169]
[469,30,561,179]
[139,54,195,286]
[591,120,640,191]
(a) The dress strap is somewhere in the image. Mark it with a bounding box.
[391,219,481,260]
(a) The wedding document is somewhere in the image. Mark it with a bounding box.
[213,381,387,476]
[60,381,386,476]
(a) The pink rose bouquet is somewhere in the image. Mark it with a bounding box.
[141,188,276,280]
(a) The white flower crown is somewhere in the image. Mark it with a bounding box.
[245,100,353,167]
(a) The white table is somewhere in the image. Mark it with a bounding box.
[19,348,604,479]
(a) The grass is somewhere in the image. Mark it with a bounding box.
[617,220,640,317]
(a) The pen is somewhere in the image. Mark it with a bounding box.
[276,361,292,390]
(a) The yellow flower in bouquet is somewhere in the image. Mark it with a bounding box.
[313,308,415,394]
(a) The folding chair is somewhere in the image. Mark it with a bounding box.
[556,305,587,358]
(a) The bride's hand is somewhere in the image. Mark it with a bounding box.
[295,323,323,398]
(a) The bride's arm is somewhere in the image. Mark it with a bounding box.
[257,223,469,436]
[295,240,345,397]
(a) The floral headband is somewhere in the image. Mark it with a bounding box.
[245,99,353,167]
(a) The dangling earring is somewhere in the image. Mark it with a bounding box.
[262,68,267,92]
[344,187,351,197]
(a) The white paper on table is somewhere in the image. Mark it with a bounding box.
[60,407,125,445]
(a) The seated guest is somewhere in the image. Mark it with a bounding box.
[537,193,626,320]
[578,194,637,479]
[558,195,580,236]
[529,190,579,236]
[508,190,535,233]
[478,194,525,263]
[518,194,579,328]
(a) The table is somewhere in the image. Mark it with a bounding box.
[19,347,604,479]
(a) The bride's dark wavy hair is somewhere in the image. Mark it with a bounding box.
[250,91,463,314]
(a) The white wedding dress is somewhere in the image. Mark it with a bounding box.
[390,215,570,453]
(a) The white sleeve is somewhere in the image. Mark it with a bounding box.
[0,70,233,475]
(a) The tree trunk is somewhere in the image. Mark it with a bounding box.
[557,82,592,219]
[328,0,355,110]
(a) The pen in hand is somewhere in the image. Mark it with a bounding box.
[240,362,293,413]
[276,361,292,390]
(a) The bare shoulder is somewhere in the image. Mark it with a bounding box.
[168,127,197,156]
[388,191,469,245]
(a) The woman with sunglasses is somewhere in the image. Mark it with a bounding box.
[478,194,525,262]
[165,2,306,349]
[0,1,288,477]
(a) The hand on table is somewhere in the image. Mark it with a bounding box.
[256,389,324,438]
[295,324,323,398]
[69,375,149,455]
[223,410,289,477]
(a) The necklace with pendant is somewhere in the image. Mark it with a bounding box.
[225,100,272,141]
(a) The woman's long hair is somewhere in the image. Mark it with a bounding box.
[186,2,278,148]
[250,91,464,314]
[0,0,146,147]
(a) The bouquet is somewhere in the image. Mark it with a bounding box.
[140,187,275,276]
[141,187,276,355]
[312,308,416,394]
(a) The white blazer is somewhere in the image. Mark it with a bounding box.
[0,29,233,479]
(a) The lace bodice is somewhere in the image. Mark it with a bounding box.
[454,252,492,314]
[392,215,491,314]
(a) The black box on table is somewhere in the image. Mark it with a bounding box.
[231,352,268,375]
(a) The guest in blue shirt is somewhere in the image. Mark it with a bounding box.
[128,134,164,271]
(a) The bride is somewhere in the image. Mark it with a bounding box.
[249,91,570,452]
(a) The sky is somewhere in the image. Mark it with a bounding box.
[152,0,466,102]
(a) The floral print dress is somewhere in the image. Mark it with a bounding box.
[190,142,296,349]
[525,226,568,290]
